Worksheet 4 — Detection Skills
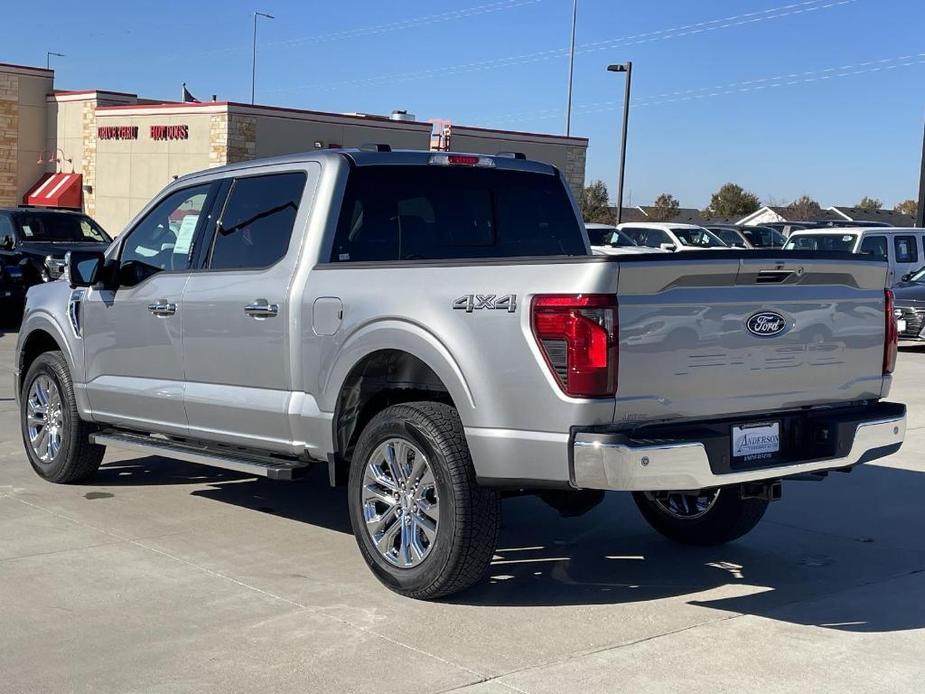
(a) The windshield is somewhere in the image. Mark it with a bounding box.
[784,233,857,252]
[742,226,787,248]
[13,212,110,243]
[712,228,748,247]
[606,230,637,247]
[672,227,727,248]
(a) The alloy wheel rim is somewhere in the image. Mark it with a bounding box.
[362,438,439,568]
[27,375,64,464]
[647,489,721,520]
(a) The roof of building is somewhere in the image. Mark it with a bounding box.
[830,206,915,226]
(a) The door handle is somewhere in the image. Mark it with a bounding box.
[244,299,279,319]
[147,300,177,316]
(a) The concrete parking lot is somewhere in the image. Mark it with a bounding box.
[0,328,923,693]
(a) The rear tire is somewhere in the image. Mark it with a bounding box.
[20,351,104,484]
[633,488,768,546]
[348,402,500,600]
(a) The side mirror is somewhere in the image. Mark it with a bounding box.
[66,250,105,288]
[659,243,677,252]
[0,233,13,250]
[902,273,912,282]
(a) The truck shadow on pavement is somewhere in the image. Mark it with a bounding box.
[97,456,925,632]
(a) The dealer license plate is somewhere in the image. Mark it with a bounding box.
[731,422,780,462]
[897,318,907,333]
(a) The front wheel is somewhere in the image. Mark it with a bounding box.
[633,488,768,546]
[347,402,500,600]
[20,351,104,483]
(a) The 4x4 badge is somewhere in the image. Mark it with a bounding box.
[453,294,517,313]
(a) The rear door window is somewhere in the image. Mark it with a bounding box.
[209,172,306,270]
[894,235,918,263]
[330,165,585,261]
[859,235,887,260]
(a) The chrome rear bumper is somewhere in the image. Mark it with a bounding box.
[572,409,905,492]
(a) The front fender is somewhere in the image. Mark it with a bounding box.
[319,318,476,421]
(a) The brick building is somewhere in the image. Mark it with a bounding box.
[0,62,588,235]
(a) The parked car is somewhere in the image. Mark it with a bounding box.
[706,224,786,249]
[784,227,925,285]
[15,149,905,599]
[617,222,728,251]
[585,223,666,255]
[0,208,111,292]
[891,266,925,340]
[0,256,26,323]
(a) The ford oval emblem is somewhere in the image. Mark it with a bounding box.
[746,311,788,337]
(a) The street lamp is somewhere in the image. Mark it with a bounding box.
[46,51,65,70]
[251,11,275,105]
[607,61,632,225]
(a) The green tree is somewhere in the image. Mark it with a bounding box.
[857,196,882,211]
[894,199,918,218]
[704,183,760,219]
[649,193,680,221]
[786,195,823,221]
[580,180,612,223]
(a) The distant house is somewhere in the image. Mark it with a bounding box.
[737,205,915,227]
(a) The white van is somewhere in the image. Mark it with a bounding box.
[784,227,925,285]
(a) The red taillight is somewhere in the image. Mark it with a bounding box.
[531,294,618,397]
[884,288,898,374]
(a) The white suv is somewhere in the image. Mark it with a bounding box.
[617,222,728,251]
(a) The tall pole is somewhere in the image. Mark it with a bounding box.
[565,0,578,136]
[608,62,632,225]
[917,118,925,227]
[251,11,274,105]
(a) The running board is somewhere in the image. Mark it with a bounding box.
[89,430,312,481]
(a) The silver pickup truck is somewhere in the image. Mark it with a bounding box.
[14,149,906,599]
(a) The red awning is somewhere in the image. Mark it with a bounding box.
[24,173,83,209]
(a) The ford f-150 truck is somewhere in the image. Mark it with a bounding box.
[14,148,905,599]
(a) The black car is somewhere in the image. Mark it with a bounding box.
[0,207,111,296]
[893,267,925,341]
[705,224,787,249]
[813,219,893,229]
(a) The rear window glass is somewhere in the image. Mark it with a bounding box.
[785,233,857,252]
[895,235,918,263]
[330,166,585,262]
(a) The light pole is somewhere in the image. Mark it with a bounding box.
[46,51,65,70]
[565,0,578,136]
[917,118,924,228]
[251,11,275,105]
[607,61,632,225]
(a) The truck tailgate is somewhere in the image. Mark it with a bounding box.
[615,253,890,425]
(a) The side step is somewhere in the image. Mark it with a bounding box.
[90,430,312,481]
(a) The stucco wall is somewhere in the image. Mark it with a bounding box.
[93,110,213,233]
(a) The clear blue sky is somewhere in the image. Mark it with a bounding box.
[6,0,924,208]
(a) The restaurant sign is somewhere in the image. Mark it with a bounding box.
[97,124,190,141]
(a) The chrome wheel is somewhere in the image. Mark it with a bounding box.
[647,489,721,520]
[26,375,64,464]
[362,438,439,568]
